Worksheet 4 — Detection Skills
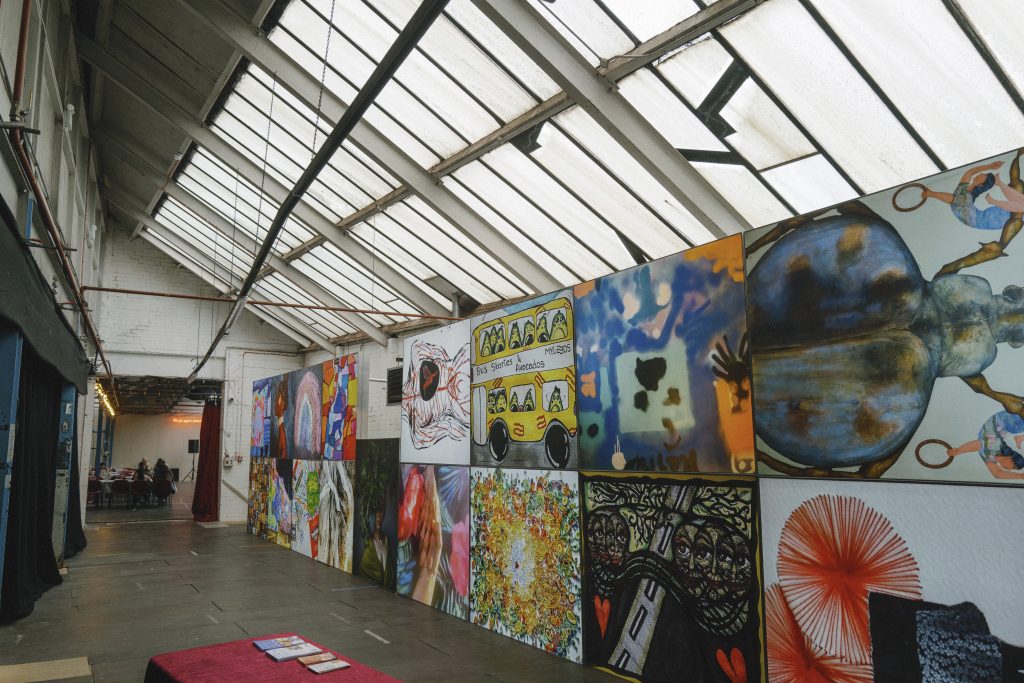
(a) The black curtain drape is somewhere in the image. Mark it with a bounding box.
[0,344,63,621]
[64,434,87,560]
[191,403,221,523]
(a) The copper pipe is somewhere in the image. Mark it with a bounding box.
[9,0,117,399]
[79,285,464,321]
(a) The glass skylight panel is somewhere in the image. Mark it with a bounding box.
[720,80,816,171]
[957,0,1024,102]
[657,37,732,106]
[261,273,356,337]
[445,1,560,101]
[599,0,701,43]
[556,107,718,245]
[293,252,406,326]
[719,0,939,192]
[529,0,634,66]
[692,162,792,227]
[455,150,631,277]
[527,123,688,258]
[304,243,407,309]
[617,69,729,152]
[442,178,577,287]
[808,0,1024,168]
[762,154,857,214]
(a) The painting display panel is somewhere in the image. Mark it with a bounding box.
[354,439,400,590]
[246,456,270,538]
[289,365,324,460]
[267,458,292,548]
[397,464,470,619]
[575,236,753,474]
[581,472,761,682]
[251,378,271,457]
[317,460,355,572]
[746,150,1024,483]
[322,355,357,461]
[469,468,582,662]
[291,460,321,559]
[470,291,578,469]
[760,478,1024,681]
[269,374,290,460]
[401,321,471,465]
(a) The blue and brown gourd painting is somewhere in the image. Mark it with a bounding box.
[746,149,1024,481]
[574,234,754,474]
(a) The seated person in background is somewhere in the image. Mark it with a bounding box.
[135,458,152,481]
[153,458,176,493]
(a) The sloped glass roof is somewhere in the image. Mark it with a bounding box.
[140,0,1024,347]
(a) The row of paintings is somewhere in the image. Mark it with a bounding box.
[248,449,1024,681]
[398,150,1024,487]
[252,355,357,461]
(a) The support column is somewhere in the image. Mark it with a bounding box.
[94,409,105,476]
[0,329,24,595]
[51,384,76,562]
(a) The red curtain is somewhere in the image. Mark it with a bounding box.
[191,403,221,522]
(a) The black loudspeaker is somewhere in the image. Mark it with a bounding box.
[188,439,200,454]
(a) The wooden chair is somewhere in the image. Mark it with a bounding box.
[110,479,131,508]
[87,479,103,508]
[153,479,174,507]
[131,479,151,508]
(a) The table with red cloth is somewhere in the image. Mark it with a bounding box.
[144,633,401,682]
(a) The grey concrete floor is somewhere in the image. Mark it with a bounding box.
[0,520,619,682]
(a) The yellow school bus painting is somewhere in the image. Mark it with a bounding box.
[471,292,577,468]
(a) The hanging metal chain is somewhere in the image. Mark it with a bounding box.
[254,74,278,252]
[310,0,338,161]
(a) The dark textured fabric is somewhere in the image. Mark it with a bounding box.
[191,404,221,522]
[0,194,89,394]
[144,633,400,682]
[0,346,63,621]
[63,434,87,560]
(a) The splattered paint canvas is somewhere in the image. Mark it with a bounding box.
[354,439,400,590]
[470,291,577,469]
[760,478,1024,681]
[401,321,471,465]
[322,355,357,461]
[397,464,470,618]
[246,456,270,539]
[317,460,355,572]
[469,468,582,662]
[746,150,1024,483]
[291,460,320,559]
[575,235,753,474]
[581,472,761,682]
[270,374,290,460]
[267,458,292,548]
[251,378,271,457]
[289,365,324,460]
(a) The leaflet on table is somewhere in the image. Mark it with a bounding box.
[309,660,351,674]
[298,652,336,666]
[265,643,323,661]
[252,636,305,651]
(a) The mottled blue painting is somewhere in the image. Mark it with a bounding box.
[574,235,753,473]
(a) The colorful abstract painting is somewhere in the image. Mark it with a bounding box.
[575,235,753,474]
[317,460,355,572]
[354,439,400,590]
[251,378,271,457]
[270,374,290,460]
[469,468,582,662]
[470,291,577,469]
[291,460,320,558]
[746,150,1024,483]
[246,456,270,538]
[288,365,323,460]
[401,321,471,465]
[760,478,1024,681]
[322,355,357,461]
[397,464,470,618]
[267,458,292,548]
[581,472,761,682]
